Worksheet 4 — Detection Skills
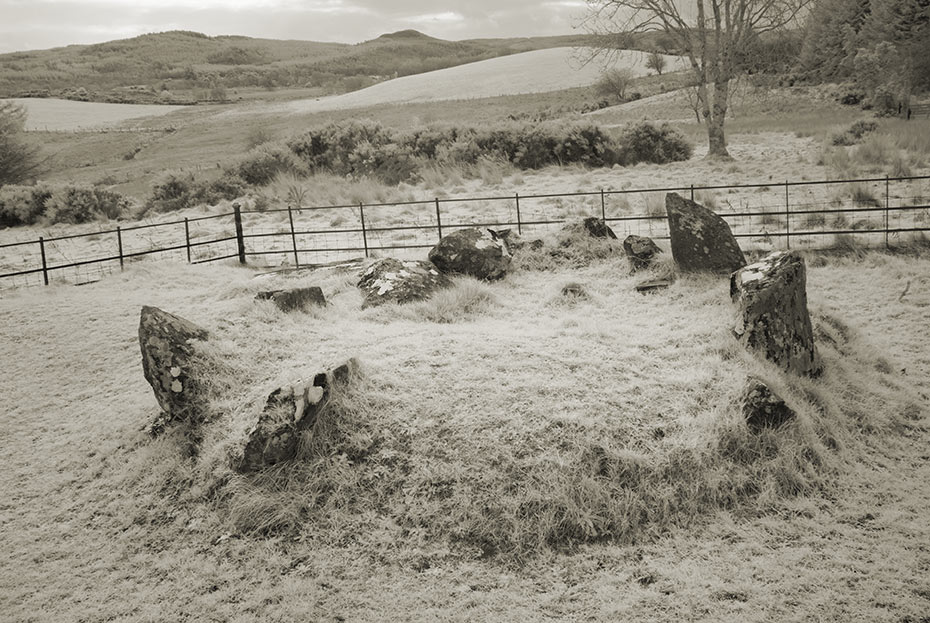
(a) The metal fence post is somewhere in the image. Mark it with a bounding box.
[435,198,443,241]
[785,180,791,250]
[690,184,694,201]
[116,226,124,270]
[39,237,49,286]
[287,204,300,267]
[184,218,191,263]
[359,203,369,258]
[885,176,890,249]
[600,189,606,222]
[515,193,522,235]
[233,203,246,264]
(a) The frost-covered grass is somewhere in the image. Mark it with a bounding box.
[1,248,928,621]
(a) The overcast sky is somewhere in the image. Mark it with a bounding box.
[0,0,591,53]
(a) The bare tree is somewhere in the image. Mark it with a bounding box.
[646,50,667,74]
[595,67,635,101]
[583,0,810,159]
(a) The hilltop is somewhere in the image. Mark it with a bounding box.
[0,29,603,104]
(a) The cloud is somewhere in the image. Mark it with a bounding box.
[0,0,588,53]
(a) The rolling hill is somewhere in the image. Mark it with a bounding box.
[0,29,604,104]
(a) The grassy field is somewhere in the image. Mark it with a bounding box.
[0,247,928,621]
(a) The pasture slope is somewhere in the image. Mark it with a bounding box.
[281,48,686,114]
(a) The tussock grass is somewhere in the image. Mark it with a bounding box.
[3,251,929,620]
[98,252,921,562]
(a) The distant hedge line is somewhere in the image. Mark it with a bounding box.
[1,120,692,224]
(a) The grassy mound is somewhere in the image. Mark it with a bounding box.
[122,253,924,563]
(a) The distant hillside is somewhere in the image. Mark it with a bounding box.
[0,30,604,104]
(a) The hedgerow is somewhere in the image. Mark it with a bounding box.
[0,182,133,226]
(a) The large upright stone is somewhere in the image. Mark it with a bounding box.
[666,193,746,272]
[138,306,210,425]
[236,359,358,472]
[357,258,452,309]
[428,228,511,280]
[623,234,662,271]
[731,251,822,377]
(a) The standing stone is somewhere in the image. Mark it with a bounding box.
[731,251,822,377]
[666,193,746,272]
[138,306,209,425]
[559,217,617,240]
[623,235,662,271]
[357,258,452,309]
[742,378,796,431]
[255,286,326,312]
[428,228,511,280]
[236,359,358,472]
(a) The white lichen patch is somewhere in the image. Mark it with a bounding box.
[739,270,766,283]
[170,380,183,393]
[372,278,396,295]
[170,366,181,378]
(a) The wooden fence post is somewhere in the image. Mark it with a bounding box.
[435,198,443,241]
[515,193,522,235]
[116,226,124,270]
[359,203,369,258]
[233,203,246,264]
[287,204,300,267]
[600,189,606,223]
[885,176,890,249]
[39,237,49,286]
[785,180,791,250]
[184,218,191,263]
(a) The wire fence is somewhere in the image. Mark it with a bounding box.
[2,173,929,290]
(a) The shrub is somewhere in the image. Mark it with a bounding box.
[831,120,878,146]
[231,142,306,186]
[617,122,693,164]
[45,185,131,224]
[0,183,52,226]
[146,171,200,213]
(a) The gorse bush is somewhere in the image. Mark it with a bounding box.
[616,122,693,164]
[1,182,132,226]
[0,183,52,226]
[831,120,878,146]
[144,171,246,215]
[45,185,131,224]
[230,142,307,186]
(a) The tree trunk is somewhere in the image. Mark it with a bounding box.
[706,79,732,160]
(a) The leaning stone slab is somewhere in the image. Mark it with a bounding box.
[139,306,210,426]
[742,378,796,432]
[428,227,511,280]
[357,258,452,309]
[635,278,673,293]
[666,193,746,272]
[255,286,326,312]
[731,251,822,377]
[623,235,662,271]
[236,359,358,473]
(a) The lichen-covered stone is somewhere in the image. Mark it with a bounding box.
[357,258,451,309]
[742,378,796,431]
[731,251,822,377]
[255,286,326,312]
[559,217,617,241]
[666,193,746,272]
[138,306,209,426]
[428,228,511,280]
[623,234,662,271]
[236,359,358,472]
